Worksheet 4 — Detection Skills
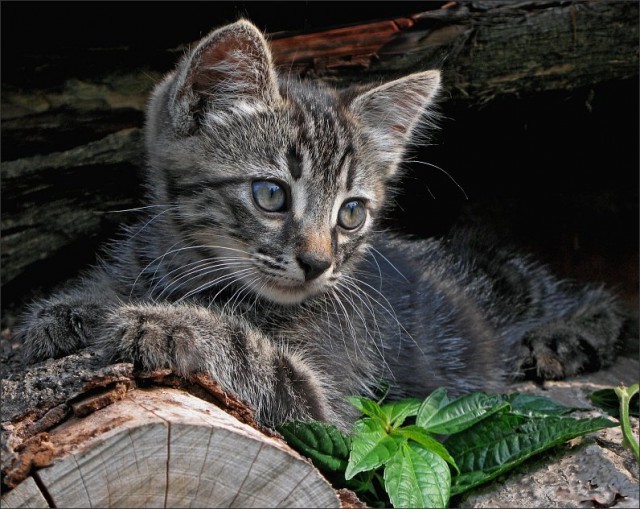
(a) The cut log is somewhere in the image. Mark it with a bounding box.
[1,354,346,508]
[3,388,340,508]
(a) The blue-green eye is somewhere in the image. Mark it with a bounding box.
[338,200,366,230]
[252,180,287,212]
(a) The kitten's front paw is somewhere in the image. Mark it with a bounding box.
[107,305,198,374]
[519,325,603,381]
[21,302,95,363]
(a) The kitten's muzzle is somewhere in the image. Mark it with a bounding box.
[297,253,332,281]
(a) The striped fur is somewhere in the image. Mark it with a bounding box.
[19,20,625,429]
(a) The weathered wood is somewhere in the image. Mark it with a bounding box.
[1,128,143,285]
[1,1,637,295]
[1,352,132,434]
[0,476,49,508]
[269,0,639,102]
[1,358,345,508]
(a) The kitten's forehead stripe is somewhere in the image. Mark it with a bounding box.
[287,145,302,180]
[341,145,355,191]
[286,90,353,190]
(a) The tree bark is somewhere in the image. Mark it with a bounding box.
[269,0,638,101]
[1,1,637,294]
[0,353,350,508]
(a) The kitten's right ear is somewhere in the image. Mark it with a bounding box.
[349,70,441,175]
[169,20,281,133]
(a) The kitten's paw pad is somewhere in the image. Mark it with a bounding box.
[109,306,196,372]
[521,327,601,381]
[22,303,91,362]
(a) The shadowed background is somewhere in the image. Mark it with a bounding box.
[2,1,638,363]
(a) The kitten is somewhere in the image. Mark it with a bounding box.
[18,20,624,430]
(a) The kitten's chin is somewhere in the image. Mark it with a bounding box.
[255,281,326,306]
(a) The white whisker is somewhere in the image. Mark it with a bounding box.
[341,273,425,358]
[154,259,250,301]
[176,267,255,303]
[102,204,174,214]
[366,245,409,283]
[127,206,177,242]
[408,159,468,200]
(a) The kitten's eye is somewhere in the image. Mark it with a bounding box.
[252,180,287,212]
[338,200,366,230]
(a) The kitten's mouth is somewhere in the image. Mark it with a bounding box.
[254,277,326,305]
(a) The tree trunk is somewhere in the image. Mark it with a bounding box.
[1,1,637,296]
[0,353,352,508]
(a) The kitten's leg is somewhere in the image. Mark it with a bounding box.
[19,279,117,363]
[447,230,626,381]
[102,303,334,427]
[518,284,624,380]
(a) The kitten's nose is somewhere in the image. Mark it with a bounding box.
[297,253,331,281]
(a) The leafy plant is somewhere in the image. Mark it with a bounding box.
[446,412,614,495]
[279,389,617,508]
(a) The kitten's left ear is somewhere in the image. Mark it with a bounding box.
[169,19,281,133]
[349,70,441,173]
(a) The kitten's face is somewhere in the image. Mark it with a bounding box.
[145,20,440,305]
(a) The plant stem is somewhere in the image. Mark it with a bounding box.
[614,384,639,463]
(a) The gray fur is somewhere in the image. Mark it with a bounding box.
[18,20,625,430]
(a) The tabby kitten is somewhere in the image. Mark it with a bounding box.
[19,20,624,430]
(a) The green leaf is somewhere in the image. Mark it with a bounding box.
[418,391,510,434]
[384,442,451,508]
[348,396,388,423]
[345,417,403,480]
[416,387,450,424]
[447,413,617,495]
[278,421,351,473]
[381,399,422,428]
[504,393,581,417]
[395,425,460,474]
